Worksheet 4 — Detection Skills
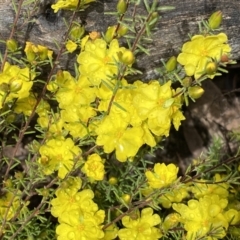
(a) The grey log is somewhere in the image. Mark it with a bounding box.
[0,0,239,78]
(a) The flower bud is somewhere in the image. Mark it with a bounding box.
[108,176,118,185]
[118,25,128,37]
[38,45,49,60]
[15,171,24,179]
[26,51,36,62]
[117,0,127,14]
[4,179,13,188]
[182,77,192,88]
[208,11,222,29]
[120,193,131,204]
[6,113,16,123]
[9,79,23,92]
[119,50,135,65]
[55,70,65,85]
[66,40,78,53]
[6,39,18,52]
[89,31,101,40]
[162,213,180,231]
[70,25,85,41]
[224,209,240,225]
[206,62,217,75]
[221,54,229,63]
[104,26,116,43]
[165,56,177,72]
[188,86,204,99]
[40,188,49,198]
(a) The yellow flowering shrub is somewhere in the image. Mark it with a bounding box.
[0,1,239,239]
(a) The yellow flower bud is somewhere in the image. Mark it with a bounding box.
[4,179,13,188]
[120,193,131,204]
[9,79,23,92]
[15,171,24,179]
[182,77,192,88]
[162,213,180,231]
[208,11,222,29]
[40,188,49,198]
[165,56,177,72]
[205,62,217,74]
[188,86,204,99]
[89,31,101,40]
[118,25,128,37]
[6,39,18,52]
[56,69,64,80]
[119,49,135,65]
[26,51,36,62]
[69,25,85,41]
[38,45,49,60]
[104,26,116,43]
[108,176,118,185]
[117,0,127,14]
[66,40,78,53]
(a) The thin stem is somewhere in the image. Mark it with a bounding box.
[3,6,79,182]
[0,0,24,72]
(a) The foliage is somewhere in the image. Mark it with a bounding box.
[0,0,239,239]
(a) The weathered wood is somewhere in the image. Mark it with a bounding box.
[0,0,240,78]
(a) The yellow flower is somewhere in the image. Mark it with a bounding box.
[52,187,105,240]
[145,163,178,189]
[96,114,144,162]
[14,93,50,116]
[53,74,96,109]
[177,33,231,79]
[118,208,162,240]
[51,189,98,219]
[82,153,105,181]
[133,80,184,137]
[65,39,78,53]
[56,209,105,240]
[51,0,95,13]
[191,173,229,199]
[38,137,81,179]
[77,38,128,86]
[173,195,228,240]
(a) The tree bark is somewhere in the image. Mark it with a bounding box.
[0,0,239,78]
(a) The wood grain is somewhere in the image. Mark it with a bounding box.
[0,0,239,78]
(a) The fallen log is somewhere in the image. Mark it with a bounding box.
[0,0,239,78]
